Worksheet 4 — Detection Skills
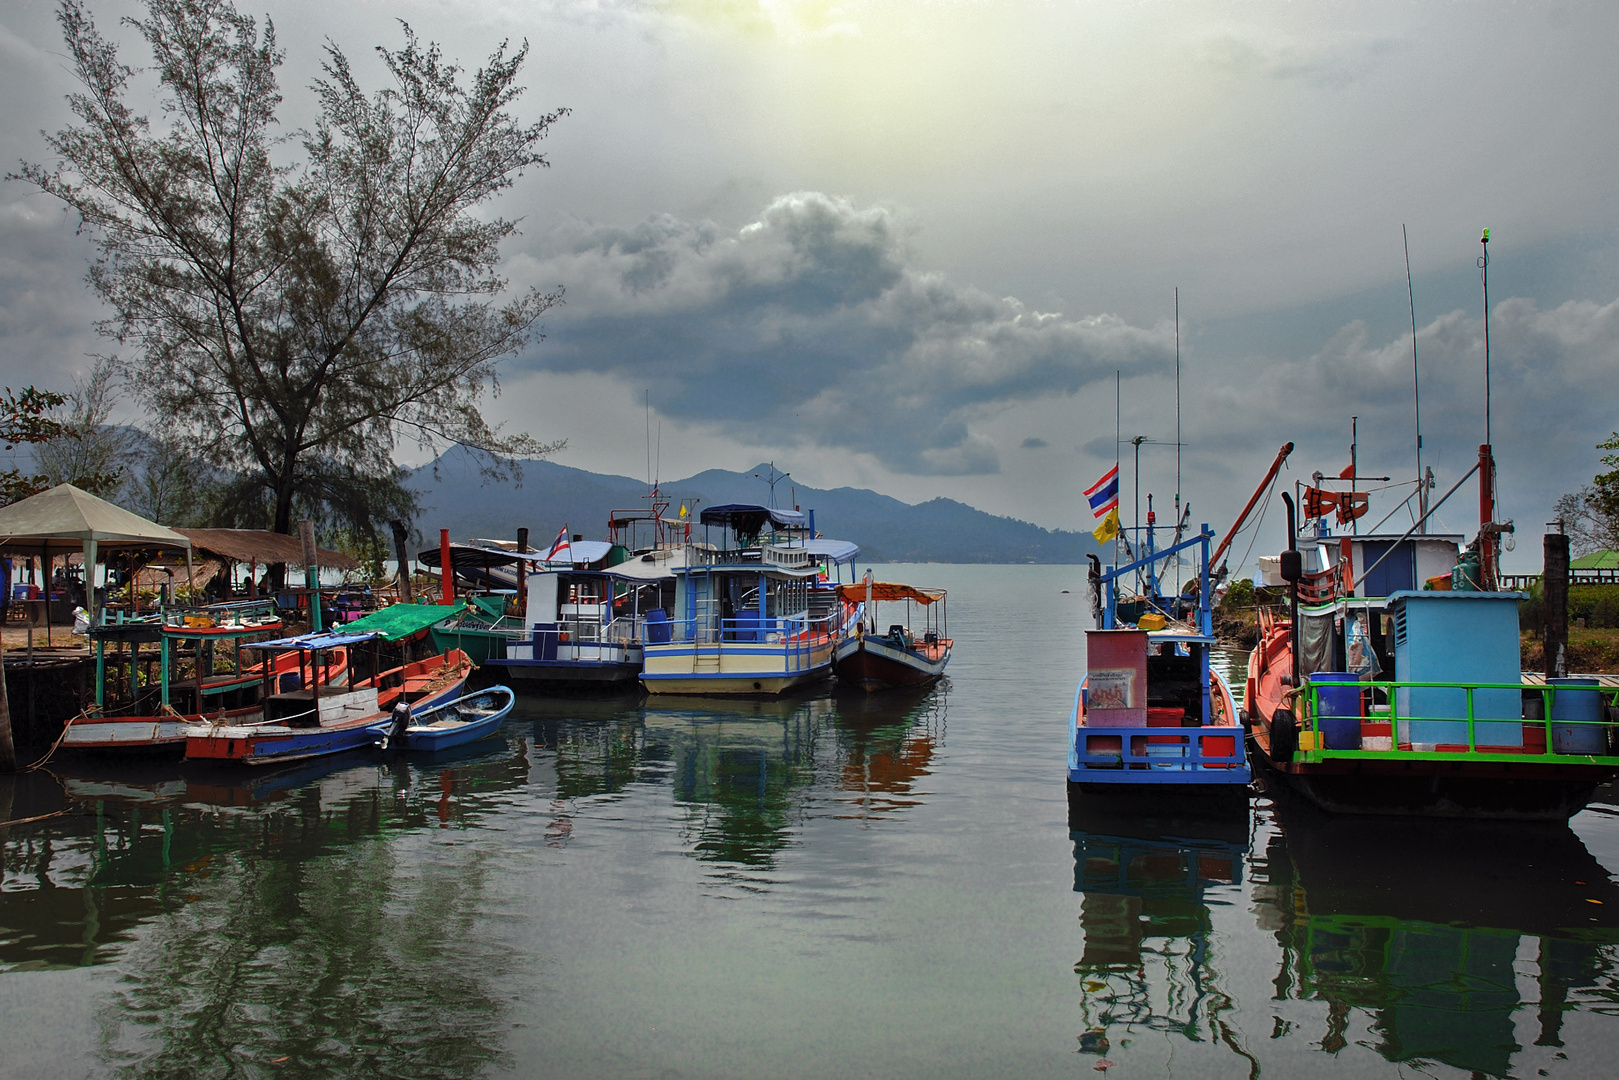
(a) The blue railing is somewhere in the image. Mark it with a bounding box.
[657,611,846,672]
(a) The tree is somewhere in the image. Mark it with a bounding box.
[1556,432,1619,557]
[17,0,565,553]
[1,386,69,506]
[35,357,128,498]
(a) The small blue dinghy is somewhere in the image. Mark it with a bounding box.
[389,686,515,752]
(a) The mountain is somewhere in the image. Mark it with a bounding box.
[405,449,1100,563]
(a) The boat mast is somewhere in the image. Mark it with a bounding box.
[1404,226,1426,532]
[1350,416,1358,536]
[1478,228,1498,588]
[1174,287,1181,593]
[1114,370,1121,573]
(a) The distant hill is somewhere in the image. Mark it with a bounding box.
[405,449,1100,564]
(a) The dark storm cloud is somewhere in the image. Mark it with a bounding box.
[515,193,1176,475]
[1185,297,1619,532]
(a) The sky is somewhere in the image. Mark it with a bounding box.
[3,0,1618,569]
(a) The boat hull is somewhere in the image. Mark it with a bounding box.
[641,636,837,696]
[483,657,642,686]
[184,718,389,766]
[401,688,515,752]
[1245,621,1619,821]
[1068,671,1251,793]
[832,633,950,691]
[59,718,199,754]
[1248,739,1608,820]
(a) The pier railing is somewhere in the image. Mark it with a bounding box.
[1292,678,1619,765]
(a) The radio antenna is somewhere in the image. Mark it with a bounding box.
[1404,226,1426,532]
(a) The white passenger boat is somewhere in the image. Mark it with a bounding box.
[640,504,860,696]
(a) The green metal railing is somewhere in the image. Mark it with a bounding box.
[1294,678,1619,765]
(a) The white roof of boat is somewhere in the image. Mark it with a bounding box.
[802,538,859,565]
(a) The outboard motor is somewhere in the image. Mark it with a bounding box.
[389,699,412,742]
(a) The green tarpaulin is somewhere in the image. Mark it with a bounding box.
[341,601,466,642]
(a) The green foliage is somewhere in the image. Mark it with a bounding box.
[1,382,122,505]
[1522,583,1619,633]
[1,385,67,504]
[16,0,566,544]
[1221,577,1255,608]
[1555,430,1619,556]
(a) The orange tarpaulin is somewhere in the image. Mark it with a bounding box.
[836,581,945,605]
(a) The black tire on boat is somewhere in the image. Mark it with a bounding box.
[1269,709,1297,765]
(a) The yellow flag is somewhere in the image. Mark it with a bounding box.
[1092,506,1120,544]
[678,503,689,519]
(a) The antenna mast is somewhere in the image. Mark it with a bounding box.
[1404,226,1426,532]
[1114,370,1121,569]
[1174,288,1182,594]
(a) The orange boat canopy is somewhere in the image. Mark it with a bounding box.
[837,581,946,605]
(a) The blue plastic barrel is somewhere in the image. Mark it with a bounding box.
[1549,677,1605,754]
[644,608,671,645]
[1311,672,1363,750]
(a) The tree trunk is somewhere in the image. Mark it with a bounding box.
[0,645,16,772]
[270,470,297,592]
[390,520,414,604]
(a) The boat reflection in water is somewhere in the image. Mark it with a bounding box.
[1069,806,1259,1074]
[520,685,948,880]
[1,739,534,1079]
[1255,793,1619,1078]
[833,681,947,823]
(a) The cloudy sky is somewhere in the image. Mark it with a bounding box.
[4,0,1618,567]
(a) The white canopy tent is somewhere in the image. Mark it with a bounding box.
[0,483,193,626]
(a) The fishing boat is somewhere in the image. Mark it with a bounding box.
[58,599,318,755]
[832,573,951,691]
[1245,463,1619,819]
[428,503,693,681]
[468,543,688,687]
[184,632,473,766]
[1068,521,1250,802]
[640,504,860,696]
[386,686,515,752]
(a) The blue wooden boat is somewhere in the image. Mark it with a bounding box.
[1067,523,1250,803]
[389,686,515,752]
[185,632,473,766]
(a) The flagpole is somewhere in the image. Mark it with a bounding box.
[1114,370,1121,572]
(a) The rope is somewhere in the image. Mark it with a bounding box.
[1232,469,1281,579]
[23,706,88,771]
[0,809,69,828]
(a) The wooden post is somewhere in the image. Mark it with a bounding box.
[1544,530,1570,680]
[299,520,322,632]
[0,643,16,772]
[440,529,454,604]
[515,527,529,616]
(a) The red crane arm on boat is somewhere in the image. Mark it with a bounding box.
[1211,442,1294,572]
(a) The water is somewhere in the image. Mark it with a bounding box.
[2,564,1617,1079]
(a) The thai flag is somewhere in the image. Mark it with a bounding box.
[545,525,570,562]
[1085,466,1120,517]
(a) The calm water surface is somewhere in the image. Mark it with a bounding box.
[3,565,1618,1078]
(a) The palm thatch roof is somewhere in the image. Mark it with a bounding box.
[175,529,361,570]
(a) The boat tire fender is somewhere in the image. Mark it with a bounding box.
[1270,709,1297,764]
